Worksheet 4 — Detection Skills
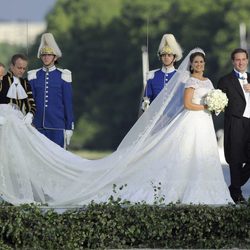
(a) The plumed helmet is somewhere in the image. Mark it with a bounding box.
[157,33,183,61]
[37,33,62,58]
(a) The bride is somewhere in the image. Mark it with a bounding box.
[0,48,233,206]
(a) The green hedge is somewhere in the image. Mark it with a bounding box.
[0,200,249,249]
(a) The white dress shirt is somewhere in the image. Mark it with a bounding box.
[235,70,250,118]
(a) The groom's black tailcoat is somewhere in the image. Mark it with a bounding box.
[218,71,250,195]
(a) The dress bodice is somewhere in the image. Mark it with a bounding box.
[185,77,214,105]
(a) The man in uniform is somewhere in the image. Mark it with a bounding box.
[28,33,74,148]
[142,34,183,110]
[0,54,36,123]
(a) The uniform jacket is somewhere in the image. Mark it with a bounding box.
[144,67,176,103]
[28,66,74,130]
[0,71,36,114]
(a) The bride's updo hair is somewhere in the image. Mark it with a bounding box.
[189,51,206,73]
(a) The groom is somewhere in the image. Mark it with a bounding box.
[218,48,250,204]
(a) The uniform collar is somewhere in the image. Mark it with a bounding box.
[13,76,20,84]
[42,65,56,72]
[7,71,14,78]
[161,66,176,74]
[6,71,23,81]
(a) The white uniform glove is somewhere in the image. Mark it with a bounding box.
[65,130,73,145]
[23,112,33,125]
[141,97,150,111]
[0,116,6,126]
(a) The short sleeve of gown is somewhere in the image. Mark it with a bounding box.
[185,77,199,89]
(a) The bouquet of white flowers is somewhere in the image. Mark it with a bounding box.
[205,89,228,115]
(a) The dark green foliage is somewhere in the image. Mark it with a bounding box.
[0,201,249,249]
[0,43,26,68]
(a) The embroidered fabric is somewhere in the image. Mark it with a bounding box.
[0,48,234,206]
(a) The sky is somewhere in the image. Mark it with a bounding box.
[0,0,57,22]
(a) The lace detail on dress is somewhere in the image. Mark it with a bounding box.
[185,77,199,89]
[185,77,214,105]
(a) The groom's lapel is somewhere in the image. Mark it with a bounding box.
[230,71,245,100]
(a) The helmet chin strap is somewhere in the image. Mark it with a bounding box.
[163,56,176,68]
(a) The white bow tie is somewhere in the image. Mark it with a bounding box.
[6,77,28,100]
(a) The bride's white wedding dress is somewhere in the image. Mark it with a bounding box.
[0,48,234,206]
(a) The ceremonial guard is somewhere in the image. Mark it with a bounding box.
[28,33,74,148]
[0,54,36,123]
[142,34,183,110]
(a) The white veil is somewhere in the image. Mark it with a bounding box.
[117,48,205,153]
[49,48,207,205]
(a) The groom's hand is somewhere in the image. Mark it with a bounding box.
[243,83,250,92]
